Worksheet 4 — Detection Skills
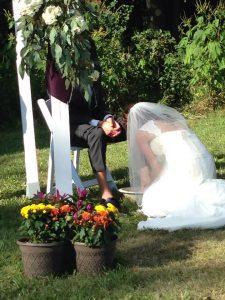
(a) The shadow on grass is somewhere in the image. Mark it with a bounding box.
[111,167,129,186]
[117,228,225,269]
[0,189,26,201]
[0,126,49,156]
[0,202,22,231]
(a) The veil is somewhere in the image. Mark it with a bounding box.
[127,102,189,202]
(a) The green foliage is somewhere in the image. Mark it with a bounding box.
[12,0,99,102]
[92,1,133,111]
[159,51,192,107]
[130,29,176,103]
[93,1,176,111]
[178,1,225,109]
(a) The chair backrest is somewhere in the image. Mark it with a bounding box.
[38,97,73,194]
[37,99,54,132]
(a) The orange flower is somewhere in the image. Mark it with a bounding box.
[93,211,111,228]
[51,207,60,216]
[81,211,93,221]
[60,204,71,213]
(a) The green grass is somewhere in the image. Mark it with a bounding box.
[1,110,225,300]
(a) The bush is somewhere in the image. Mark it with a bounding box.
[130,29,176,104]
[92,1,133,112]
[159,51,192,108]
[92,1,177,112]
[178,1,225,109]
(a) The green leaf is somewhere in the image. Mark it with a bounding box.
[193,30,206,43]
[54,44,62,62]
[65,79,71,90]
[49,27,57,45]
[20,47,30,58]
[19,63,25,78]
[80,228,86,239]
[207,42,221,60]
[33,51,40,62]
[63,24,69,33]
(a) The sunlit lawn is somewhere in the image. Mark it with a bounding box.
[1,110,225,300]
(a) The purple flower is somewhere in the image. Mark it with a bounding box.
[35,191,45,200]
[61,193,68,200]
[76,199,83,209]
[86,203,92,212]
[73,212,78,219]
[51,190,61,202]
[77,187,88,199]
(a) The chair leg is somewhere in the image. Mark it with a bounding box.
[71,149,86,191]
[47,136,55,194]
[73,149,80,172]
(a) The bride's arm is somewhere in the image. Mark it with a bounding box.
[136,130,162,181]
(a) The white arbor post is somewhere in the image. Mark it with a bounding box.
[13,0,73,196]
[13,0,40,197]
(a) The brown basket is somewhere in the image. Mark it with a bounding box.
[17,238,68,278]
[74,240,116,274]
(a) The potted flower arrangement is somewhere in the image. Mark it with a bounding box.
[14,0,99,101]
[71,188,120,273]
[17,191,76,278]
[17,188,121,276]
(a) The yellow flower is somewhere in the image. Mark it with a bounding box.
[106,203,118,214]
[21,205,31,218]
[46,204,55,210]
[94,204,107,212]
[20,203,55,218]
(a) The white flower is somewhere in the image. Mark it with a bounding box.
[89,70,100,81]
[76,16,88,33]
[18,0,43,17]
[42,5,63,25]
[71,13,88,34]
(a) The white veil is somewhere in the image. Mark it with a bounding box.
[127,102,189,202]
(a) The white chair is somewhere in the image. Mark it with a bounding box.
[37,98,117,194]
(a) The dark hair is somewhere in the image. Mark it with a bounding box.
[119,103,136,130]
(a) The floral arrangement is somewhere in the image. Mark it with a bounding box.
[71,188,120,247]
[19,191,75,243]
[15,0,99,100]
[19,188,120,246]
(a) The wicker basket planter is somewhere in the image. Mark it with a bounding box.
[74,240,117,274]
[17,238,69,278]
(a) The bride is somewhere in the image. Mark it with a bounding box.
[127,102,225,231]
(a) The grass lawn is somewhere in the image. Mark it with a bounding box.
[1,110,225,300]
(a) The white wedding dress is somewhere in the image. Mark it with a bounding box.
[127,102,225,231]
